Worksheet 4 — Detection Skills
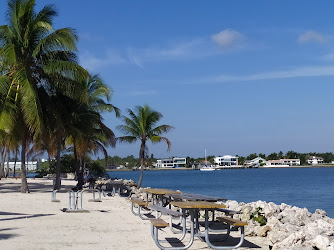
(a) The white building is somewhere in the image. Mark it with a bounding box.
[214,155,238,166]
[282,159,300,166]
[267,159,300,166]
[266,160,288,166]
[4,161,38,171]
[245,157,266,167]
[307,156,324,165]
[156,157,186,168]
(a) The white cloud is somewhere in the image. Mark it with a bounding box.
[298,30,328,44]
[194,65,334,84]
[211,29,244,48]
[127,39,208,65]
[79,50,126,71]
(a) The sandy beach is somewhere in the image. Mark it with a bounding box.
[0,178,270,250]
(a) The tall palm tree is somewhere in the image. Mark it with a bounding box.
[64,74,119,190]
[0,0,87,192]
[117,105,173,187]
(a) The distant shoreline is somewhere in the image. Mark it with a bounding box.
[106,165,334,172]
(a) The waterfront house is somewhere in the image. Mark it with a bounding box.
[267,159,300,166]
[307,156,324,165]
[245,157,266,167]
[214,155,238,166]
[267,160,286,166]
[156,157,186,168]
[4,161,38,171]
[282,159,301,166]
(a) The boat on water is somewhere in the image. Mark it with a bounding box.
[199,165,216,171]
[199,149,216,171]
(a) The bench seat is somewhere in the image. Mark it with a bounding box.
[216,208,242,215]
[149,205,183,217]
[150,218,169,228]
[216,216,248,226]
[130,198,147,206]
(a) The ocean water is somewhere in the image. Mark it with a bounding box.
[107,167,334,218]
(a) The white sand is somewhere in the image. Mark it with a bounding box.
[0,179,270,249]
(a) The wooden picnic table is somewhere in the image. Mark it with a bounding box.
[142,188,182,206]
[169,201,246,249]
[167,192,227,202]
[142,188,181,195]
[171,201,226,209]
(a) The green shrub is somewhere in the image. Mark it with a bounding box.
[251,207,267,226]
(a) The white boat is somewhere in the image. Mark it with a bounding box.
[200,165,216,171]
[199,149,216,171]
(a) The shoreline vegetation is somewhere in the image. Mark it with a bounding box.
[104,165,334,171]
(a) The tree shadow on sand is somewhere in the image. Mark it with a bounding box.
[0,181,75,194]
[0,228,19,240]
[0,213,55,222]
[0,211,28,216]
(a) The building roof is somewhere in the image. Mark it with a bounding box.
[268,160,284,163]
[308,156,323,160]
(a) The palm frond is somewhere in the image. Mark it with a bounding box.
[150,125,174,136]
[33,28,78,58]
[117,136,138,144]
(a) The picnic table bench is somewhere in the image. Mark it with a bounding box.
[51,188,73,202]
[149,204,183,217]
[130,197,151,220]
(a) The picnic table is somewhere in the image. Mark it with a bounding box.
[142,188,181,206]
[168,201,246,249]
[100,180,131,197]
[167,192,227,202]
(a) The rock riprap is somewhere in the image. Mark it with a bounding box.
[222,200,334,250]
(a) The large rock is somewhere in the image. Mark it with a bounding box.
[223,199,334,250]
[272,231,307,250]
[241,206,252,221]
[263,202,280,217]
[257,225,271,237]
[312,235,330,250]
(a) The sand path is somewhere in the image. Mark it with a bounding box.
[0,179,269,249]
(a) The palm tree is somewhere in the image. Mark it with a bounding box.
[63,74,118,190]
[117,105,173,187]
[0,0,87,192]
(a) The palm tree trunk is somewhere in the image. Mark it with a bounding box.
[76,156,84,190]
[21,128,30,193]
[137,141,146,188]
[0,146,6,178]
[6,149,10,177]
[13,148,18,178]
[54,137,61,190]
[73,145,81,189]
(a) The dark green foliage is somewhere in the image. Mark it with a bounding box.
[251,207,267,226]
[35,162,51,177]
[86,161,105,178]
[246,153,258,160]
[258,153,266,159]
[285,150,298,159]
[267,152,278,160]
[238,156,245,165]
[36,154,76,176]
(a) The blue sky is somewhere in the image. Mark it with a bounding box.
[1,1,334,158]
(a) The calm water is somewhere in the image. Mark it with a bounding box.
[107,168,334,218]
